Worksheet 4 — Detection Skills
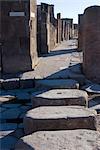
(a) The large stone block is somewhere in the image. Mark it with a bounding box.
[0,0,38,74]
[23,106,97,134]
[31,89,88,107]
[15,130,100,150]
[83,6,100,83]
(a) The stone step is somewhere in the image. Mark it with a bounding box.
[31,89,88,107]
[35,79,79,89]
[15,130,100,150]
[23,106,97,134]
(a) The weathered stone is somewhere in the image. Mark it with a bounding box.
[69,72,86,85]
[0,96,14,104]
[12,128,24,139]
[0,108,22,120]
[83,6,100,83]
[0,123,17,131]
[78,14,84,51]
[82,83,100,94]
[20,79,35,89]
[1,0,38,74]
[2,104,21,108]
[0,135,18,150]
[0,79,3,89]
[15,130,100,150]
[31,89,88,107]
[24,106,97,134]
[35,79,79,89]
[2,78,20,90]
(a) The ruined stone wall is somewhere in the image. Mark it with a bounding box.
[83,6,100,83]
[37,3,57,54]
[78,14,84,51]
[57,13,62,44]
[0,0,38,74]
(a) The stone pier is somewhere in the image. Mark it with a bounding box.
[78,14,84,51]
[0,0,38,74]
[83,6,100,83]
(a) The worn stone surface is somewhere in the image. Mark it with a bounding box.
[2,78,20,90]
[31,89,88,107]
[15,130,100,150]
[24,106,97,134]
[83,6,100,83]
[20,79,35,89]
[0,96,14,104]
[35,79,79,89]
[0,135,18,150]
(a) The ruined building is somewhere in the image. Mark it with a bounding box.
[0,0,38,74]
[37,3,57,55]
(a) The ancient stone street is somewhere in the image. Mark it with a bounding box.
[0,40,100,149]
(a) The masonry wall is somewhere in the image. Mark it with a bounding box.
[83,6,100,83]
[0,0,38,74]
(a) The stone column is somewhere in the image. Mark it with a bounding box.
[57,13,62,43]
[83,6,100,83]
[78,14,84,51]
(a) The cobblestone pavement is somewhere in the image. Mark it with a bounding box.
[0,40,100,150]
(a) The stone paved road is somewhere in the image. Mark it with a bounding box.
[0,39,100,150]
[20,40,81,80]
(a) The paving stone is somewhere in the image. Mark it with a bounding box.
[82,84,100,94]
[69,63,82,74]
[0,79,3,89]
[68,72,86,85]
[23,106,97,134]
[35,79,79,89]
[16,92,30,101]
[0,135,18,150]
[0,107,7,113]
[2,78,20,90]
[0,108,22,120]
[31,89,88,107]
[11,128,24,139]
[20,78,35,89]
[15,130,100,150]
[0,123,17,131]
[2,104,21,108]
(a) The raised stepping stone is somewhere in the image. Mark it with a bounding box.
[31,89,88,107]
[23,106,97,134]
[0,96,15,105]
[15,130,100,150]
[2,78,20,90]
[35,79,79,89]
